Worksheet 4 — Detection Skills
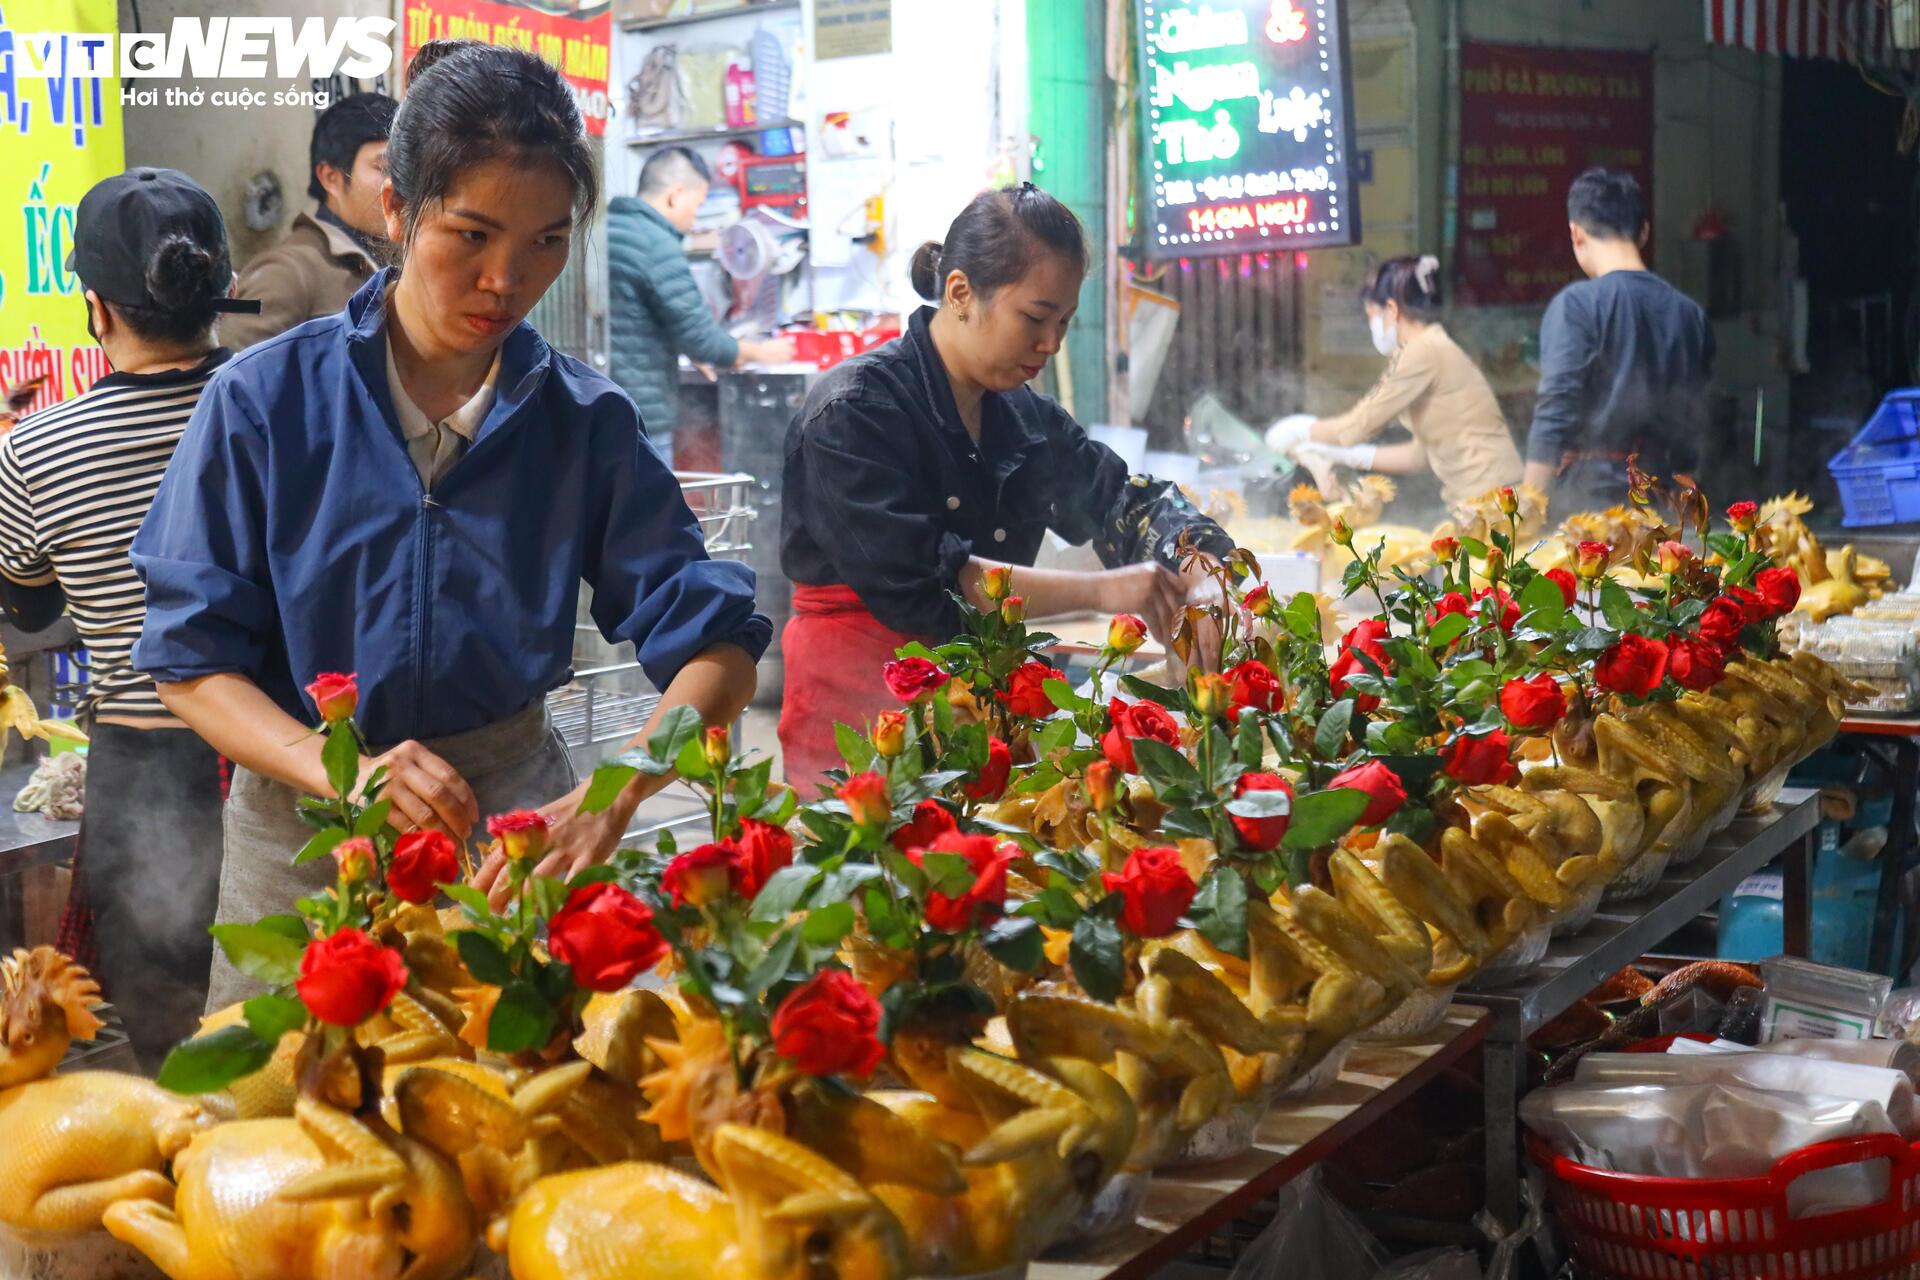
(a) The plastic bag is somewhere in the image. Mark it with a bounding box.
[1374,1248,1483,1279]
[1228,1169,1385,1280]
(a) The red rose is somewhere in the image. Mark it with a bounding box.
[883,657,949,703]
[1426,592,1471,627]
[296,928,407,1027]
[332,835,374,883]
[1330,619,1393,713]
[1228,771,1294,852]
[1101,698,1182,773]
[388,830,459,904]
[547,881,669,993]
[736,819,793,900]
[1001,661,1065,720]
[1328,648,1382,713]
[1473,586,1520,633]
[1326,760,1406,827]
[889,798,957,854]
[1726,586,1768,625]
[1726,500,1758,531]
[1499,674,1567,731]
[771,969,885,1078]
[1101,845,1198,938]
[908,832,1015,932]
[662,842,744,908]
[1697,597,1747,650]
[963,736,1012,801]
[1754,566,1801,617]
[1442,730,1517,786]
[1244,584,1276,618]
[305,672,358,724]
[1666,633,1726,693]
[1107,613,1148,654]
[838,772,891,827]
[487,810,550,863]
[1343,618,1392,665]
[1594,633,1669,698]
[1226,660,1284,714]
[1545,568,1578,608]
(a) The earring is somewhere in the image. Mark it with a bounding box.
[955,309,967,323]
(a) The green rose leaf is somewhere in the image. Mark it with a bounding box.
[210,922,307,986]
[1043,678,1094,715]
[982,915,1044,972]
[1279,787,1372,851]
[1314,700,1355,758]
[156,1024,279,1095]
[1427,610,1470,649]
[645,704,704,768]
[1068,914,1125,1002]
[487,981,558,1055]
[578,764,639,815]
[352,799,393,838]
[292,826,349,867]
[321,727,361,809]
[1187,865,1249,958]
[1130,737,1201,791]
[750,864,823,922]
[801,901,856,947]
[674,734,711,781]
[242,992,309,1044]
[454,929,515,986]
[835,722,878,773]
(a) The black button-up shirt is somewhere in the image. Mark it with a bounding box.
[781,307,1232,639]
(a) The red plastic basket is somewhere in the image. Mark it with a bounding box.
[1530,1132,1920,1278]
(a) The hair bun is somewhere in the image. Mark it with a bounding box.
[908,240,945,301]
[144,233,218,310]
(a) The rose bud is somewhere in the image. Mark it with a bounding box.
[487,810,550,863]
[883,657,949,703]
[1325,759,1407,827]
[1085,761,1120,812]
[1483,545,1507,580]
[1330,515,1354,547]
[771,969,885,1078]
[1000,595,1026,625]
[1101,845,1199,938]
[1545,567,1578,608]
[889,798,957,854]
[547,881,668,993]
[296,928,407,1027]
[1496,486,1519,516]
[1473,585,1519,633]
[1441,729,1517,786]
[305,671,358,724]
[1594,633,1669,699]
[1426,592,1471,627]
[1001,660,1065,720]
[1107,613,1147,655]
[735,819,794,900]
[838,772,891,827]
[872,710,908,758]
[962,736,1012,801]
[332,835,375,884]
[661,842,743,909]
[1575,540,1611,580]
[388,830,459,905]
[1727,500,1758,534]
[1244,583,1277,618]
[1430,535,1460,563]
[982,565,1014,602]
[1228,771,1293,852]
[1188,671,1232,720]
[694,723,727,770]
[1499,674,1567,731]
[1657,540,1693,576]
[1755,565,1801,617]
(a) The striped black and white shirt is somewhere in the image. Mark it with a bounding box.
[0,351,230,722]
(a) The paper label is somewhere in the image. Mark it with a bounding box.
[1732,873,1785,901]
[1763,996,1873,1041]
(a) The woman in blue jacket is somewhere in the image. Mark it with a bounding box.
[133,40,768,1008]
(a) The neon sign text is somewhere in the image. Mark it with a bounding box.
[1265,0,1307,44]
[1259,85,1327,141]
[1152,5,1250,54]
[1187,196,1311,233]
[1156,110,1242,165]
[1151,59,1261,112]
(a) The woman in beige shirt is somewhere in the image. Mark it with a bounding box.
[1269,255,1521,514]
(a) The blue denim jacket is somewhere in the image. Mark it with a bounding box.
[132,270,769,745]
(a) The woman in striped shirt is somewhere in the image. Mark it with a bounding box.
[0,168,258,1069]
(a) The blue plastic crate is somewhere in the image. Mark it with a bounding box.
[1829,389,1920,527]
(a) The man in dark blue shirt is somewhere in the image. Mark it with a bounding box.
[1523,168,1715,513]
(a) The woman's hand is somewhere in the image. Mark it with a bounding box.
[1098,562,1188,649]
[470,789,629,910]
[361,740,478,838]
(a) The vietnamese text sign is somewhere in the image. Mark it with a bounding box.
[1456,41,1654,306]
[401,0,611,137]
[0,0,124,414]
[1137,0,1360,260]
[815,0,891,61]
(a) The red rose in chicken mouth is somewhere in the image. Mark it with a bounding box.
[1594,633,1669,699]
[1666,633,1727,693]
[547,881,669,992]
[387,830,459,904]
[1325,760,1406,828]
[1499,674,1567,731]
[296,928,407,1027]
[1441,729,1517,786]
[1697,597,1747,651]
[771,969,885,1078]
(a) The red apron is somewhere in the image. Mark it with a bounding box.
[779,584,920,798]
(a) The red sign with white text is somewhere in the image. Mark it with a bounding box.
[1456,42,1653,306]
[401,0,611,137]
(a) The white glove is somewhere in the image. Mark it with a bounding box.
[1295,440,1377,469]
[1265,413,1317,455]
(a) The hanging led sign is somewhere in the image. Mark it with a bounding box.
[1138,0,1360,258]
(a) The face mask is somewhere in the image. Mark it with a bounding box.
[1369,312,1397,357]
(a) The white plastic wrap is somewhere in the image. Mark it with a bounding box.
[1570,1050,1919,1134]
[1226,1169,1385,1280]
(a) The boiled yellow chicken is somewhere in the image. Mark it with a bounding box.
[0,639,85,763]
[504,1123,910,1280]
[104,1095,478,1280]
[1800,545,1874,622]
[1288,480,1435,582]
[1759,492,1887,621]
[0,948,223,1257]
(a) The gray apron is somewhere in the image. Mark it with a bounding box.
[205,700,577,1012]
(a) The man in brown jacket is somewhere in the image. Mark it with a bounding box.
[224,93,396,349]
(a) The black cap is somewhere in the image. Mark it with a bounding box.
[66,168,259,314]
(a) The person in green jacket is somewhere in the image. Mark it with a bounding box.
[607,147,794,453]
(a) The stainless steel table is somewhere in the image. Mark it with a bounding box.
[1459,787,1821,1230]
[0,759,80,948]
